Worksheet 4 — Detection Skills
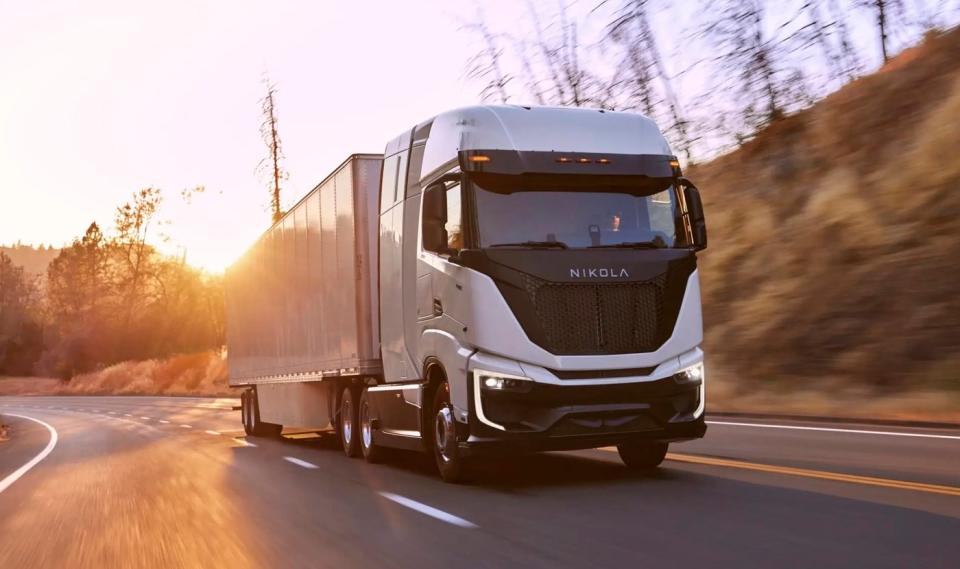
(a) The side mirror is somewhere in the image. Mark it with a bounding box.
[422,183,448,254]
[681,178,707,251]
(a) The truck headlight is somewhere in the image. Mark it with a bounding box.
[474,369,533,393]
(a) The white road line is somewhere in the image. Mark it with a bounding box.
[235,439,257,447]
[205,430,221,436]
[108,411,117,415]
[707,420,960,441]
[158,420,170,424]
[123,414,132,417]
[180,424,192,429]
[283,456,318,469]
[0,414,59,495]
[379,492,478,528]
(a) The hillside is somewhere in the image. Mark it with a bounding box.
[691,28,960,402]
[0,244,60,277]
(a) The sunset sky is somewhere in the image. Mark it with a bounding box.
[0,0,509,270]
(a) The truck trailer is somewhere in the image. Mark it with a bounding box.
[226,105,709,481]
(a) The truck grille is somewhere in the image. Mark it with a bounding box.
[522,274,666,355]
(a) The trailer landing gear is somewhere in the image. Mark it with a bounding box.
[241,389,282,438]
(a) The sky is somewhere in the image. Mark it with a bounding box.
[0,0,508,270]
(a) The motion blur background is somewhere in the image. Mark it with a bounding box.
[1,0,958,420]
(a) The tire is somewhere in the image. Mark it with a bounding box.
[617,441,668,470]
[359,388,386,463]
[340,386,362,458]
[244,388,283,438]
[431,381,469,483]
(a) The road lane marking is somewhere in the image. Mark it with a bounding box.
[140,417,151,420]
[0,414,59,495]
[158,420,170,424]
[108,411,117,415]
[123,414,132,417]
[234,439,257,447]
[180,424,192,429]
[379,492,478,528]
[706,420,960,441]
[651,452,960,497]
[205,430,221,436]
[283,457,318,469]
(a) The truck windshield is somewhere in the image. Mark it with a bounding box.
[470,175,683,249]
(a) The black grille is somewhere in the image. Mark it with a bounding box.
[522,274,666,355]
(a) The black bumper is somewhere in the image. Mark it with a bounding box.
[461,374,706,455]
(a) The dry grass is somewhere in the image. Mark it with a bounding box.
[690,28,960,399]
[0,351,231,397]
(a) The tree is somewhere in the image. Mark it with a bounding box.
[860,0,906,63]
[0,252,42,374]
[114,188,163,338]
[43,222,112,377]
[259,76,287,224]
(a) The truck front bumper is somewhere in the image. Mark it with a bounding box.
[461,372,706,456]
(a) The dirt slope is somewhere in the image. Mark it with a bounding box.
[691,29,960,398]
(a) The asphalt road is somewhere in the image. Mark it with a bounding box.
[1,396,958,569]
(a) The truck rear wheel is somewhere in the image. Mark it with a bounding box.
[242,388,283,438]
[359,388,385,463]
[432,381,468,483]
[340,386,362,458]
[617,441,668,470]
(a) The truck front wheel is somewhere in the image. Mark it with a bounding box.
[340,386,362,458]
[432,381,469,483]
[617,441,668,470]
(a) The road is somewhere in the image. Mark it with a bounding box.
[1,396,958,569]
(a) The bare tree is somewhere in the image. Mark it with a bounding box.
[700,0,809,138]
[466,19,512,104]
[860,0,906,62]
[259,76,287,224]
[606,0,694,160]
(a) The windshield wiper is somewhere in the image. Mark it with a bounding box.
[490,241,569,249]
[588,241,665,249]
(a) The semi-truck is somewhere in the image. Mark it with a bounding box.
[225,105,708,482]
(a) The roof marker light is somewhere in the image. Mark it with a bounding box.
[469,155,491,163]
[596,158,611,165]
[556,157,572,163]
[577,157,591,164]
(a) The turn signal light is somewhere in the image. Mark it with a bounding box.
[469,155,491,163]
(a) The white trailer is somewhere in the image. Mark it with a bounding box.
[227,106,709,481]
[226,155,381,432]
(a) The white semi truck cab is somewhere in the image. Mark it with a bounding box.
[227,105,708,482]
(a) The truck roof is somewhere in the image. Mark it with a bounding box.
[400,105,673,183]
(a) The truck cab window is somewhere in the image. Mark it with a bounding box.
[445,183,463,251]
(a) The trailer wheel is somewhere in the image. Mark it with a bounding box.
[432,381,469,483]
[617,441,668,470]
[340,386,362,458]
[358,388,385,463]
[243,388,283,438]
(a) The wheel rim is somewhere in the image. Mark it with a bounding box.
[434,406,455,464]
[360,400,372,449]
[243,393,251,430]
[341,397,352,446]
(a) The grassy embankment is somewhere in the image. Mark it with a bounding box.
[693,29,960,422]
